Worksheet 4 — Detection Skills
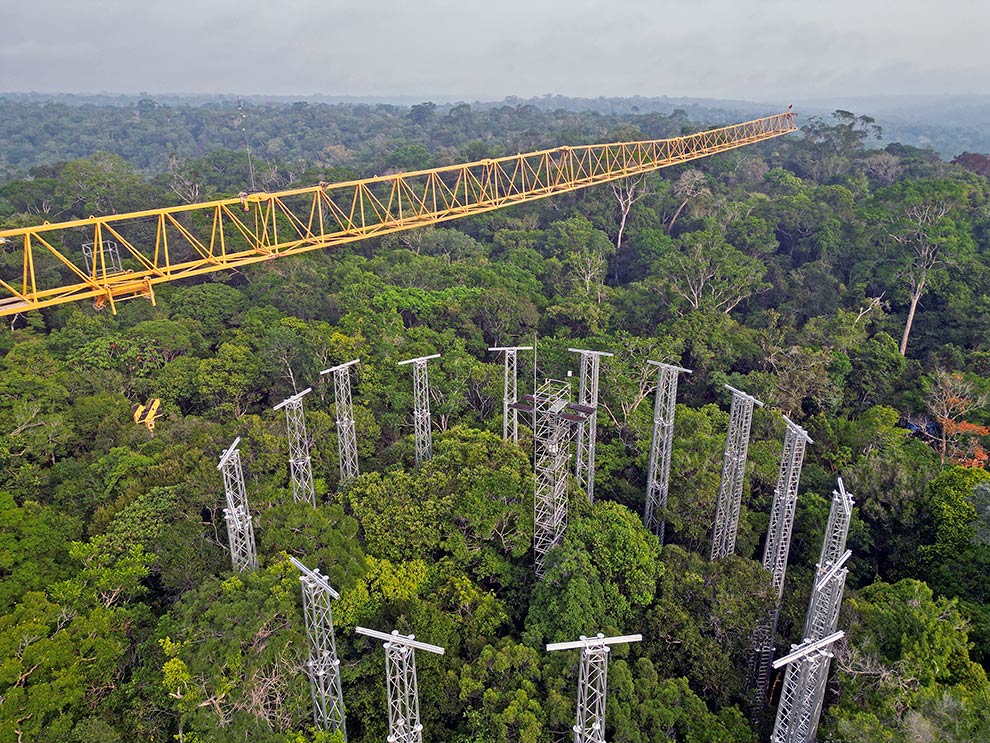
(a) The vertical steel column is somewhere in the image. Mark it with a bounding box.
[547,633,642,743]
[770,480,857,742]
[218,437,258,572]
[398,354,440,466]
[643,361,692,542]
[489,345,533,442]
[569,348,613,502]
[752,416,813,699]
[524,380,587,576]
[770,631,845,743]
[355,627,445,743]
[710,385,764,560]
[290,557,346,738]
[274,388,316,506]
[321,360,360,486]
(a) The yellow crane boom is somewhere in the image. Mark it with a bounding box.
[0,112,795,316]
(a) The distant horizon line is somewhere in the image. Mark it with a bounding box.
[2,91,989,105]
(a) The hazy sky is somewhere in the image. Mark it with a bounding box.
[1,0,986,102]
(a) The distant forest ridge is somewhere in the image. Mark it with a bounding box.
[1,92,988,166]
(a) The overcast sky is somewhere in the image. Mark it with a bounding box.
[1,0,986,102]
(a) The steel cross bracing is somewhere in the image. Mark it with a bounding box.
[217,437,258,572]
[290,557,346,737]
[547,633,642,743]
[782,567,848,743]
[569,348,613,502]
[643,361,692,542]
[321,360,361,486]
[489,346,533,442]
[770,631,845,743]
[355,627,445,743]
[710,386,764,561]
[763,416,813,598]
[398,354,440,466]
[804,552,850,646]
[751,416,813,699]
[274,388,317,506]
[803,480,854,642]
[0,113,796,317]
[511,379,587,576]
[769,481,855,743]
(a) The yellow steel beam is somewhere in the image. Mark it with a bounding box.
[0,112,796,316]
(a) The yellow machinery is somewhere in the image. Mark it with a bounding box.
[132,398,161,433]
[0,112,795,317]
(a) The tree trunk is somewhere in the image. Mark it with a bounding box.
[900,283,924,356]
[668,198,690,235]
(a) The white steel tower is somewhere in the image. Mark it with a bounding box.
[511,380,590,576]
[489,345,533,442]
[290,557,346,737]
[547,633,643,743]
[321,359,361,486]
[710,385,764,560]
[770,480,855,743]
[568,348,612,502]
[751,416,813,699]
[398,354,440,466]
[770,631,845,743]
[217,437,258,572]
[355,627,445,743]
[274,387,317,506]
[643,361,692,542]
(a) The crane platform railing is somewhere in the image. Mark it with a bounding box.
[0,112,795,316]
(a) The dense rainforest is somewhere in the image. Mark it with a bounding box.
[1,99,990,743]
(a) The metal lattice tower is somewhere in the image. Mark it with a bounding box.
[511,380,589,576]
[398,354,440,466]
[768,481,856,742]
[321,360,361,486]
[355,627,445,743]
[547,633,642,743]
[710,385,764,561]
[290,557,346,737]
[804,480,854,641]
[751,416,813,699]
[569,348,612,502]
[489,345,533,442]
[643,361,692,542]
[770,631,845,743]
[217,437,258,572]
[763,416,813,597]
[274,387,317,506]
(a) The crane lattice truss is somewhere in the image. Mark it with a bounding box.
[569,348,612,502]
[0,113,795,317]
[217,437,258,572]
[547,633,643,743]
[398,354,440,466]
[512,380,587,576]
[321,360,360,486]
[274,388,317,506]
[643,361,692,542]
[355,627,445,743]
[770,631,845,743]
[290,557,346,737]
[710,386,764,561]
[751,416,813,699]
[489,345,533,442]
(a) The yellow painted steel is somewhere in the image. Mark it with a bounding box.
[0,112,795,316]
[132,398,161,432]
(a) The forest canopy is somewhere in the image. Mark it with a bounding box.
[1,100,990,742]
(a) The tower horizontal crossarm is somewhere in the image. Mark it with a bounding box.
[0,113,796,315]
